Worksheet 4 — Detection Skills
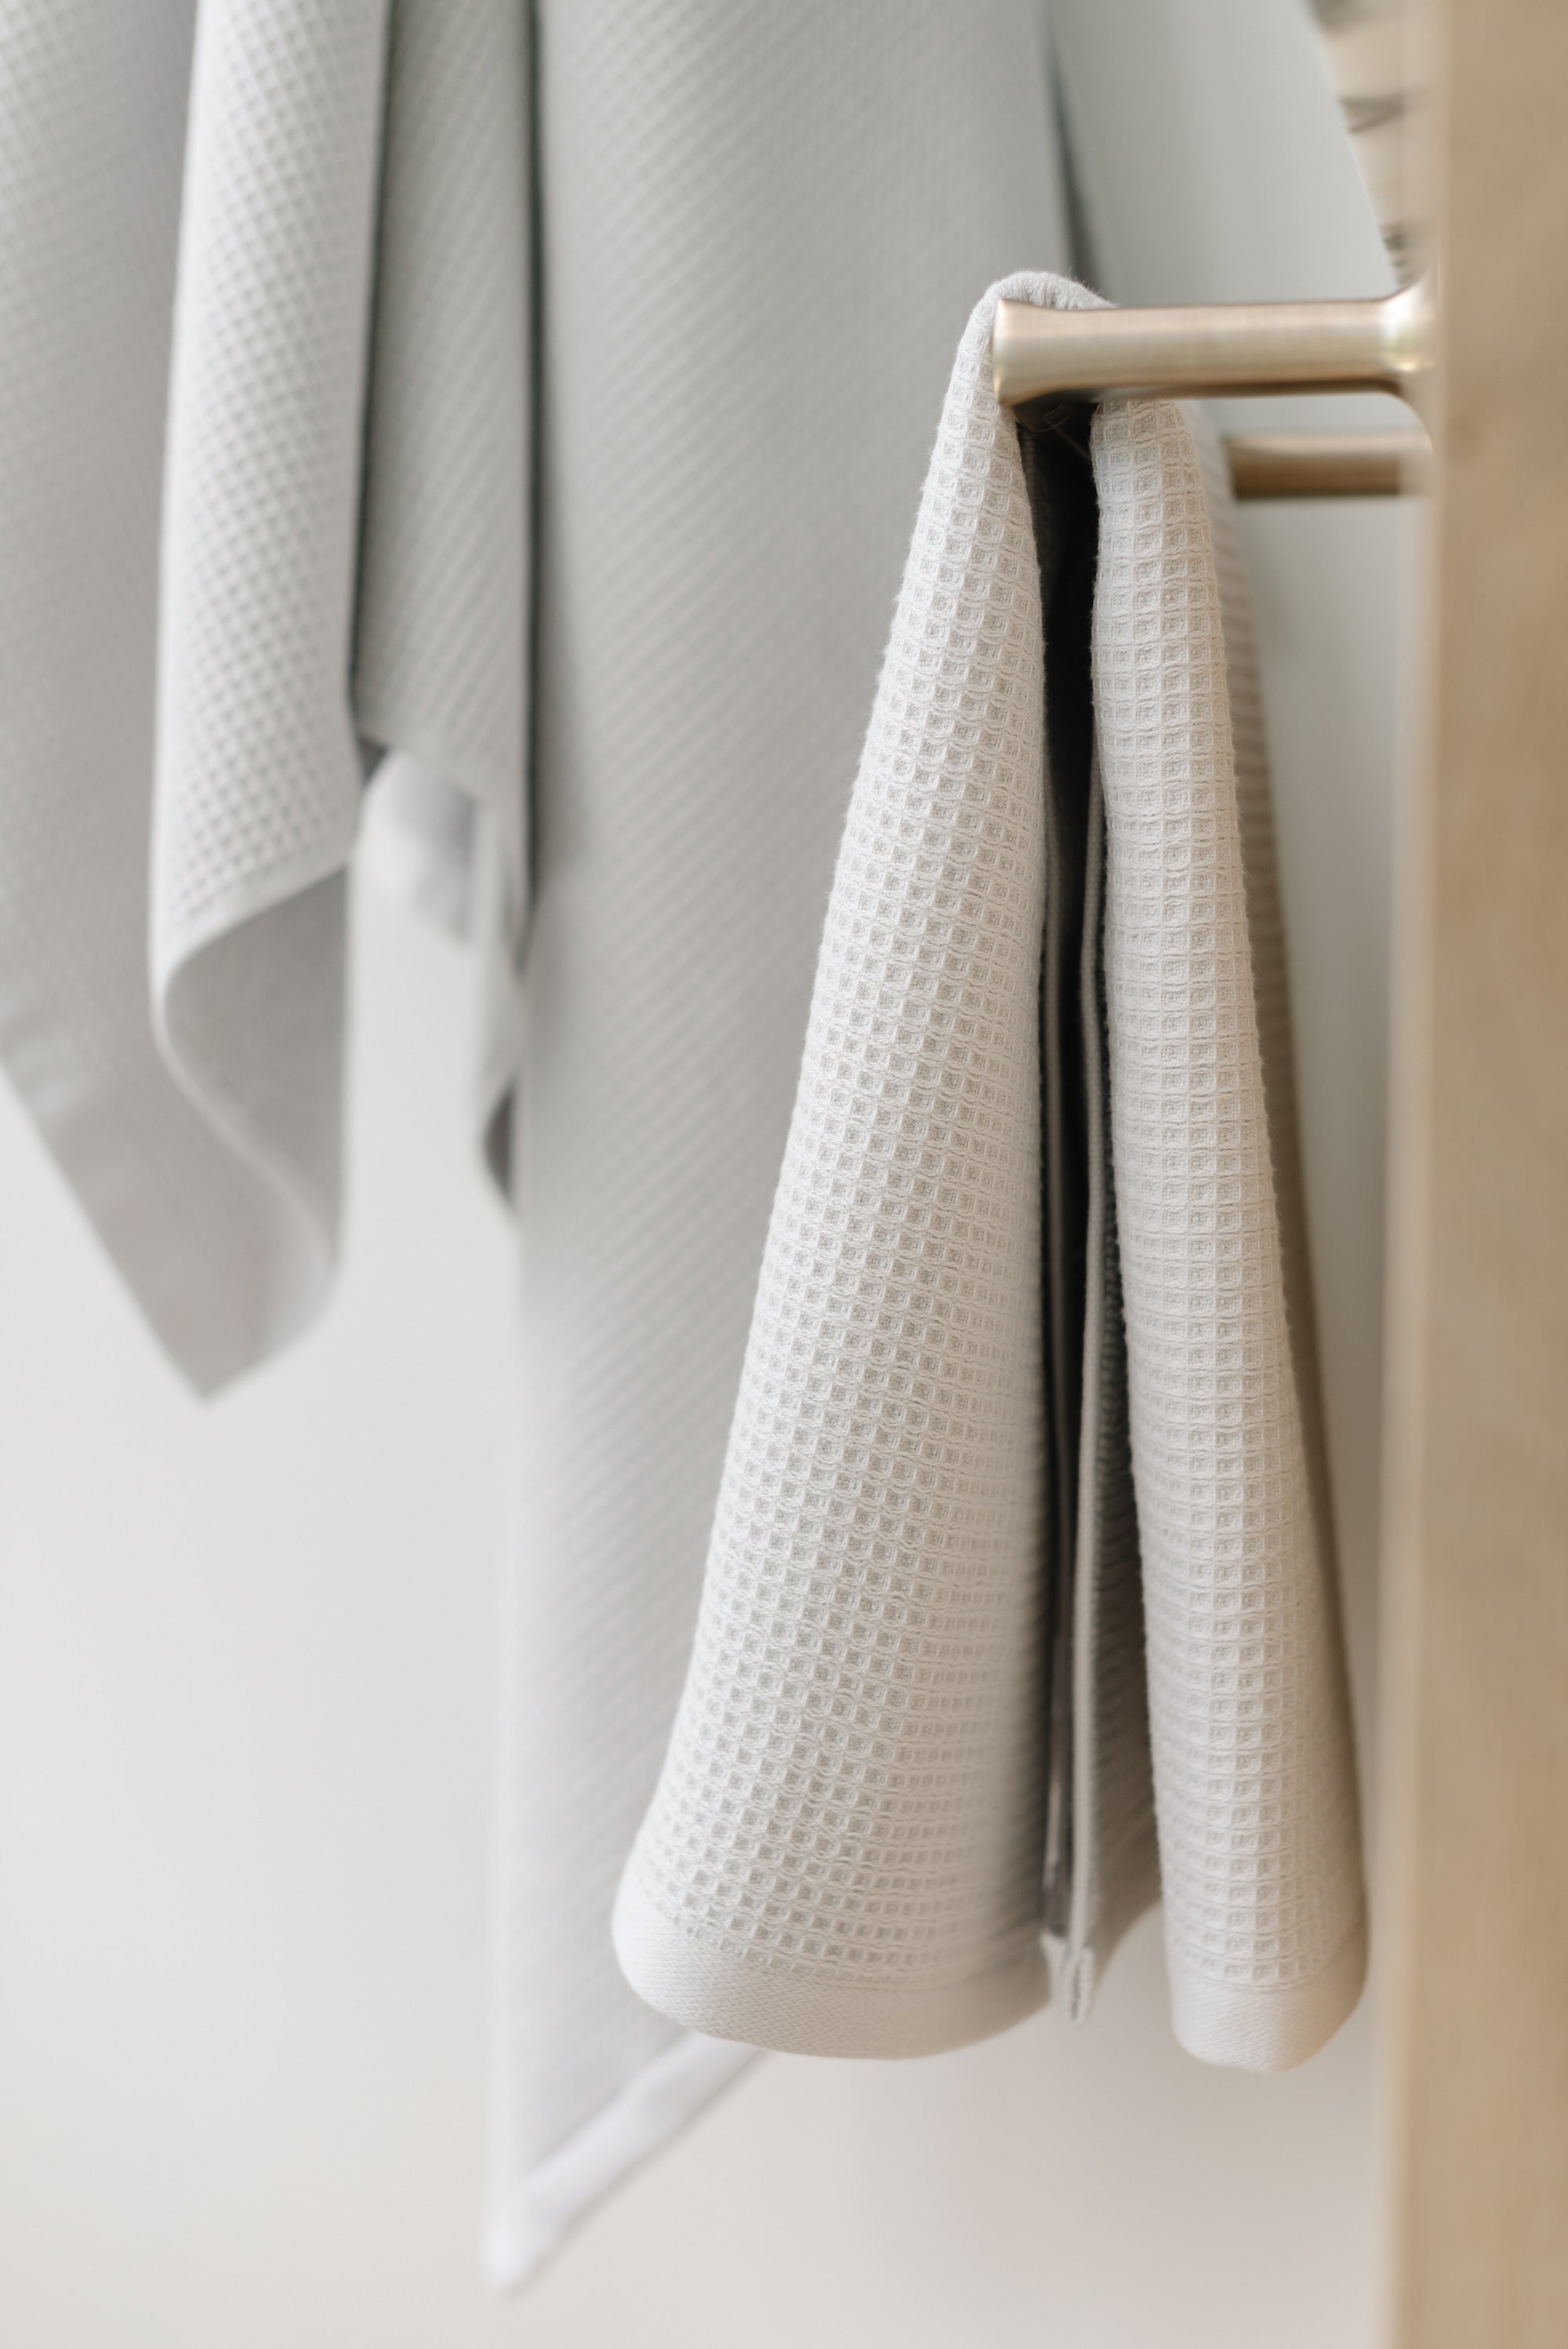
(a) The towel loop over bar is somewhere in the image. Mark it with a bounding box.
[994,276,1435,499]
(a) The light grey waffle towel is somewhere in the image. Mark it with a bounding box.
[615,277,1368,2070]
[0,0,1079,2285]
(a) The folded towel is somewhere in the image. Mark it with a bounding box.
[615,275,1367,2071]
[1017,400,1160,2006]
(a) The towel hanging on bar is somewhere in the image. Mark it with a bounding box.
[993,278,1435,502]
[615,274,1368,2071]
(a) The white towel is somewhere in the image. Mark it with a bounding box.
[0,0,1076,2283]
[0,0,528,1392]
[615,278,1367,2071]
[485,10,1076,2280]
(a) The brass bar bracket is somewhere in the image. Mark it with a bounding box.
[1227,430,1432,500]
[993,276,1435,411]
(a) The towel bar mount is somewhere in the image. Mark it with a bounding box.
[995,276,1435,500]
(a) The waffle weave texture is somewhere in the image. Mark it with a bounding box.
[0,0,529,1392]
[0,0,1076,2286]
[1091,398,1365,2061]
[616,282,1367,2069]
[488,5,1073,2280]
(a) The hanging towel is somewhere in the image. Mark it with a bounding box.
[615,275,1367,2071]
[0,0,529,1396]
[0,0,1077,2284]
[1016,403,1160,2002]
[485,9,1076,2281]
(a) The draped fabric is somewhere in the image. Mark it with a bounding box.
[0,0,1388,2294]
[0,0,1076,2285]
[615,279,1367,2072]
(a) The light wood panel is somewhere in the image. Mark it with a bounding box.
[1380,0,1568,2342]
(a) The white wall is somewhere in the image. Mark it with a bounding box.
[0,868,1380,2349]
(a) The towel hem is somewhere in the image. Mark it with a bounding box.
[1167,1908,1368,2072]
[614,1867,1051,2058]
[483,2030,755,2292]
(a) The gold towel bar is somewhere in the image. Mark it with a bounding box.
[993,278,1434,409]
[993,278,1435,499]
[1225,430,1430,500]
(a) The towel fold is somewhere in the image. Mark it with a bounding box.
[615,276,1367,2070]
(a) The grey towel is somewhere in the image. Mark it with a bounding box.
[1018,403,1159,2009]
[616,280,1367,2073]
